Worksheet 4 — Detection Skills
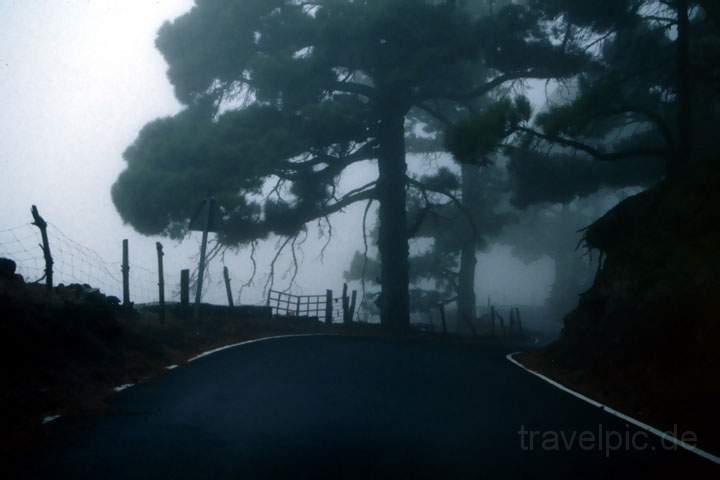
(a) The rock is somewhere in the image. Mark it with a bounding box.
[0,258,17,279]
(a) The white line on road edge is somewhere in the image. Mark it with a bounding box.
[42,415,61,425]
[113,383,135,392]
[506,352,720,465]
[187,334,339,362]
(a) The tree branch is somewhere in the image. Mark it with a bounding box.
[407,177,479,239]
[516,126,668,162]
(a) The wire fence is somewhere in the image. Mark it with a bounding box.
[1,211,360,316]
[0,223,160,304]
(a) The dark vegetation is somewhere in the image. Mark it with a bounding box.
[523,156,720,453]
[507,0,720,455]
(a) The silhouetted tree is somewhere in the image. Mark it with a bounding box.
[517,0,720,176]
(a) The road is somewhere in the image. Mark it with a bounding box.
[32,335,716,478]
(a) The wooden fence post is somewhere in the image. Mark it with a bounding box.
[180,269,190,311]
[194,198,214,319]
[156,242,165,324]
[490,305,496,337]
[348,290,357,324]
[342,283,349,324]
[223,266,234,307]
[516,307,523,334]
[440,303,448,335]
[122,239,130,307]
[325,289,333,324]
[30,205,53,292]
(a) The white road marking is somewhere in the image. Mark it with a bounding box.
[113,383,135,392]
[507,352,720,465]
[42,415,61,424]
[187,334,338,362]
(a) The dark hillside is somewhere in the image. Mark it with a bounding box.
[527,157,720,453]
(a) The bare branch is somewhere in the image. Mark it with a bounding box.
[263,235,293,297]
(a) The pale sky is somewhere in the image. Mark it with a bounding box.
[0,0,553,311]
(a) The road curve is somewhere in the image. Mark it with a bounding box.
[31,335,716,478]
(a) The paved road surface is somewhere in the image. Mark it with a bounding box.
[31,336,716,478]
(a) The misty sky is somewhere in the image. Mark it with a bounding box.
[0,0,553,310]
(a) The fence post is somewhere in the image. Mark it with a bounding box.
[490,305,496,337]
[30,205,53,292]
[342,283,349,324]
[296,296,301,317]
[194,198,214,319]
[180,269,190,312]
[156,242,165,324]
[325,289,333,324]
[348,290,357,324]
[223,266,234,307]
[516,307,523,334]
[440,303,447,335]
[122,239,130,307]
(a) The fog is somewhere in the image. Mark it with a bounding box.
[0,1,561,315]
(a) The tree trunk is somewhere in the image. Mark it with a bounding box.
[376,110,410,333]
[676,0,692,168]
[458,163,478,335]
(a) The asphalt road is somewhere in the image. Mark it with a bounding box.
[32,335,716,478]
